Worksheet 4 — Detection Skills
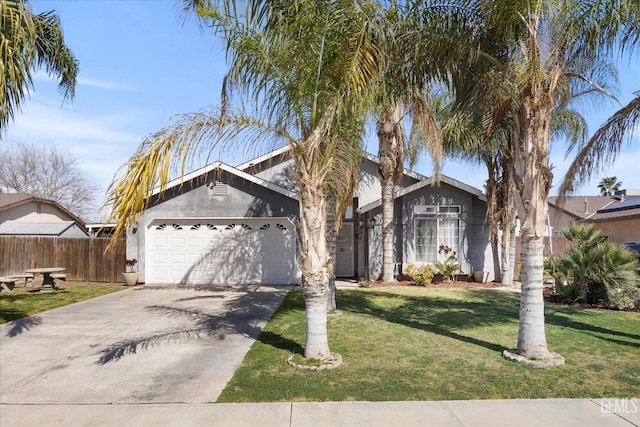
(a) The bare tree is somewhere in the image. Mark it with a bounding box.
[0,141,99,220]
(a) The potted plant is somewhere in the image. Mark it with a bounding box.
[473,270,489,283]
[122,259,138,286]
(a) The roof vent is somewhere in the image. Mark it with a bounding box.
[208,175,229,196]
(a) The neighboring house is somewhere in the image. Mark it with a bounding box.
[0,220,89,238]
[127,148,494,285]
[547,196,615,236]
[86,222,117,237]
[0,193,88,237]
[548,190,640,244]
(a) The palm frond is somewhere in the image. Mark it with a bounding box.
[0,0,78,130]
[559,92,640,195]
[104,107,295,246]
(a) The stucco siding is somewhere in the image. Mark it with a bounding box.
[590,217,640,244]
[0,202,72,223]
[398,182,491,279]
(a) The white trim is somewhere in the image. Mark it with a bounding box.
[357,175,486,214]
[360,152,428,181]
[235,145,292,171]
[150,161,298,200]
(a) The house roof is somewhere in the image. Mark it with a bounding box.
[235,145,291,171]
[151,161,298,200]
[0,220,88,236]
[359,152,429,181]
[547,196,615,220]
[235,146,430,181]
[581,195,640,222]
[0,193,33,208]
[0,193,87,228]
[357,174,486,214]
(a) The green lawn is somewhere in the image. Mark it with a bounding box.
[219,287,640,402]
[0,283,125,324]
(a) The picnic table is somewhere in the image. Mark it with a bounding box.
[25,267,66,293]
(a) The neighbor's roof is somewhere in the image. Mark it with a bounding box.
[547,196,615,220]
[0,193,87,228]
[0,220,88,236]
[0,193,33,208]
[582,195,640,222]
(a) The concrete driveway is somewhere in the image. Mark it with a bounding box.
[0,284,290,405]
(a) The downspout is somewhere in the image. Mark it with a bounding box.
[364,212,370,281]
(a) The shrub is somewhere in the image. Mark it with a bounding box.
[405,264,435,286]
[432,244,460,282]
[549,223,640,310]
[358,278,374,288]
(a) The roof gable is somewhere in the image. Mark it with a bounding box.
[152,161,297,201]
[0,193,87,228]
[548,196,615,220]
[235,146,428,183]
[0,220,88,236]
[357,175,486,214]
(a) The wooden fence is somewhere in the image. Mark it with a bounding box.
[0,236,126,282]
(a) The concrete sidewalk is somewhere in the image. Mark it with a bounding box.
[1,398,638,426]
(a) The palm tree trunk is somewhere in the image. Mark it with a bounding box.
[517,235,550,358]
[500,224,511,285]
[380,175,395,282]
[297,173,331,360]
[508,90,562,365]
[326,193,337,312]
[377,105,404,283]
[507,218,517,285]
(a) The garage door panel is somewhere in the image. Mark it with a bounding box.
[147,219,296,285]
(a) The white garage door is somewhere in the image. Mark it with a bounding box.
[146,218,296,285]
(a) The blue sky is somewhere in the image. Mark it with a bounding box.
[4,1,640,221]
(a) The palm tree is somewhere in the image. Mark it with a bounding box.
[465,0,638,365]
[369,1,480,283]
[0,0,78,131]
[555,223,640,308]
[597,176,623,196]
[106,0,380,362]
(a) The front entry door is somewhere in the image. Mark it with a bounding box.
[335,223,354,277]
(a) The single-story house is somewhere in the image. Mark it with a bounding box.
[0,220,89,237]
[0,193,88,237]
[548,190,640,244]
[127,147,494,285]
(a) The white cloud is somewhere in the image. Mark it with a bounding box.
[77,76,133,92]
[33,70,131,92]
[3,96,146,202]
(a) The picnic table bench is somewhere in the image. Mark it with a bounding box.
[0,277,18,292]
[8,273,34,287]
